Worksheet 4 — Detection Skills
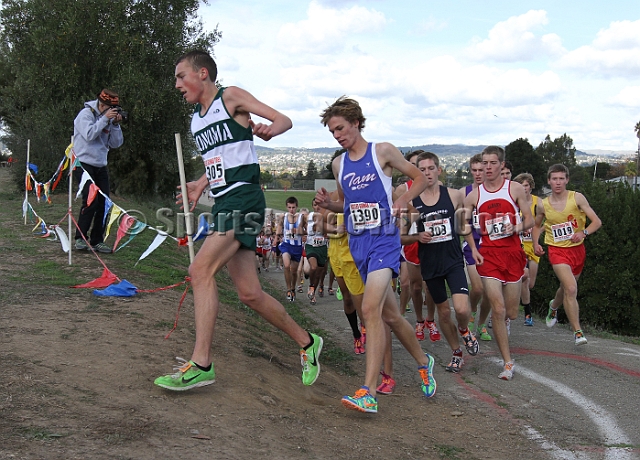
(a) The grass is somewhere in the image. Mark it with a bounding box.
[434,444,465,459]
[19,427,65,440]
[263,190,316,211]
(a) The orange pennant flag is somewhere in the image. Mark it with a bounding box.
[87,183,99,206]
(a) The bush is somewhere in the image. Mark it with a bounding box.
[531,180,640,335]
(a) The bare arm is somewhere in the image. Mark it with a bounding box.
[378,143,427,216]
[573,192,602,243]
[511,182,534,235]
[460,190,483,264]
[399,202,421,244]
[222,86,292,141]
[176,174,209,211]
[315,158,344,213]
[532,200,546,256]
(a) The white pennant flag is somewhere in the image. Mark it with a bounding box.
[54,226,70,253]
[75,171,91,199]
[135,231,168,266]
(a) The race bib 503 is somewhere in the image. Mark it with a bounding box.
[424,217,452,243]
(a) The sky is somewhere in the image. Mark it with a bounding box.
[199,0,640,151]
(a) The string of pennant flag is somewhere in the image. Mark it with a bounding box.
[20,141,200,336]
[21,142,197,266]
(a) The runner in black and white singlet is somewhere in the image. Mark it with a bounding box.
[396,150,441,343]
[409,152,479,374]
[316,96,436,414]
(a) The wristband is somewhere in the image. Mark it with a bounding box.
[583,229,589,237]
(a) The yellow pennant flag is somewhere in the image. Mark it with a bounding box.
[104,207,122,242]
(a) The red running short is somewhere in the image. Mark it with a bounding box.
[402,242,420,265]
[477,246,526,284]
[548,244,586,276]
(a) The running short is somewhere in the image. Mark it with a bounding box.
[477,246,526,284]
[328,236,364,295]
[349,232,400,283]
[522,241,541,264]
[279,241,303,263]
[462,239,480,266]
[424,265,470,305]
[305,244,328,267]
[210,184,264,251]
[548,244,585,276]
[402,241,420,265]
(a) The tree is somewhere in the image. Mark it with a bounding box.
[536,134,577,167]
[0,0,220,197]
[324,148,346,180]
[450,168,466,188]
[259,169,273,185]
[305,160,318,180]
[505,138,546,192]
[584,162,612,180]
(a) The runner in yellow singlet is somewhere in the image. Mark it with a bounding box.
[531,164,601,346]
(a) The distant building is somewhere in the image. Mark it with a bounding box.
[605,176,639,190]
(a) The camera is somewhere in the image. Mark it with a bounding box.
[112,105,129,124]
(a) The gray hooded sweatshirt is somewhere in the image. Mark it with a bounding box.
[73,99,124,167]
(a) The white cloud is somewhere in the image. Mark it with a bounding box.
[609,86,640,108]
[466,10,564,62]
[276,1,387,55]
[400,56,562,107]
[558,20,640,78]
[409,17,448,35]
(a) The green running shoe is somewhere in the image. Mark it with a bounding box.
[154,358,215,391]
[419,353,437,398]
[342,387,378,413]
[300,333,323,386]
[477,324,492,341]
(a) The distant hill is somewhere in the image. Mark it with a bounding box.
[256,144,488,156]
[582,149,636,157]
[254,144,632,173]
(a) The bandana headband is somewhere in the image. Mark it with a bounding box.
[98,90,119,106]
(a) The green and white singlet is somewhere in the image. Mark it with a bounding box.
[191,87,260,198]
[190,87,264,250]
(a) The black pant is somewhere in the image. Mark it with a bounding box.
[74,162,110,245]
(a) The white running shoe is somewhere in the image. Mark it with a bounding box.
[498,361,515,381]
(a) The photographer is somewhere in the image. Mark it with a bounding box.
[73,88,124,253]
